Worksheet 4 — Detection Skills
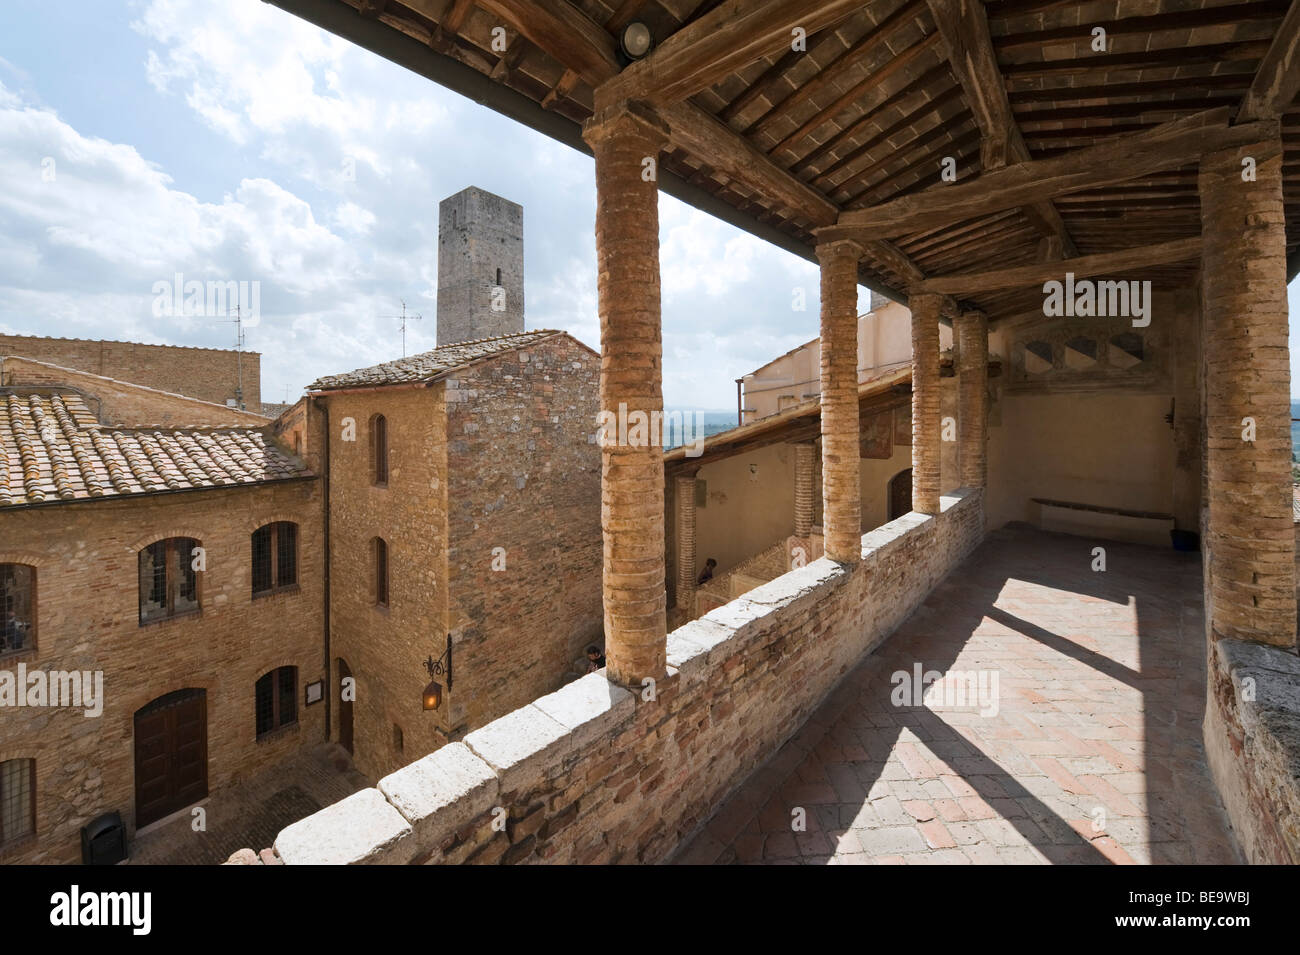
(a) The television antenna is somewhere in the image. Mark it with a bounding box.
[384,300,423,357]
[217,305,248,410]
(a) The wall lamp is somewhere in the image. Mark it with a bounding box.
[423,633,453,711]
[619,21,653,61]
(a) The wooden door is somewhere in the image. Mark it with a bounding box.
[888,468,913,521]
[337,658,353,755]
[134,689,207,828]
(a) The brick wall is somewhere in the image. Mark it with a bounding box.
[272,489,985,864]
[0,478,324,864]
[317,386,448,784]
[0,336,260,408]
[444,335,602,730]
[1,356,268,428]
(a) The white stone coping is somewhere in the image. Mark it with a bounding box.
[275,788,412,865]
[378,742,498,857]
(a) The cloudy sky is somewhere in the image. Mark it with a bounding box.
[0,1,1297,409]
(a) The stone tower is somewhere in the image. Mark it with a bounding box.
[437,186,525,345]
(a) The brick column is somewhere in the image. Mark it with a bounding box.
[793,441,815,537]
[1199,129,1296,648]
[583,103,670,684]
[955,310,988,489]
[817,240,862,563]
[911,292,943,514]
[674,471,697,613]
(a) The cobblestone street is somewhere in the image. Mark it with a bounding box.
[126,744,368,865]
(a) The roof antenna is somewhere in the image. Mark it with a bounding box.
[217,305,247,410]
[383,300,423,358]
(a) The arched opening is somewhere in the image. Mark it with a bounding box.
[888,468,913,522]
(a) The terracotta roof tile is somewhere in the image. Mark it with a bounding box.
[307,330,562,391]
[0,390,311,508]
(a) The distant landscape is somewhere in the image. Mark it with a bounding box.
[663,409,737,450]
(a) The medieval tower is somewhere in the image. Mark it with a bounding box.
[437,186,525,345]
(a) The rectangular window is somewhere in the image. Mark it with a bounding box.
[0,758,34,845]
[255,667,298,738]
[251,525,273,595]
[374,538,389,607]
[139,539,200,624]
[0,565,35,655]
[252,523,298,597]
[276,523,297,589]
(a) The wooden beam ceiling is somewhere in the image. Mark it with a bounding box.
[1237,0,1300,122]
[594,0,863,109]
[913,237,1202,295]
[834,109,1279,240]
[925,0,1076,258]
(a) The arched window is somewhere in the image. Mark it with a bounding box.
[370,414,388,486]
[255,667,298,737]
[139,538,200,624]
[252,522,298,596]
[495,267,502,286]
[373,537,389,607]
[1,564,36,655]
[0,758,34,845]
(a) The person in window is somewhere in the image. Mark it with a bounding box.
[1,611,26,651]
[586,645,606,672]
[697,558,718,585]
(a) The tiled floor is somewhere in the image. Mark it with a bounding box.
[675,524,1240,865]
[126,743,369,865]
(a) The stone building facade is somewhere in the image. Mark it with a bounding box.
[306,329,602,783]
[0,335,261,410]
[0,368,320,865]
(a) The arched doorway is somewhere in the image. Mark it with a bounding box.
[337,658,354,755]
[134,688,207,828]
[888,468,913,521]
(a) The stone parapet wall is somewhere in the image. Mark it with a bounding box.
[272,489,985,865]
[1204,637,1300,864]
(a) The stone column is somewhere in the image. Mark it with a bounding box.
[674,471,697,614]
[955,310,988,488]
[911,292,943,514]
[1199,129,1296,648]
[583,103,671,684]
[817,240,862,563]
[793,441,815,537]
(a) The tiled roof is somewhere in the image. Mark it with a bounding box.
[0,390,310,508]
[308,330,562,391]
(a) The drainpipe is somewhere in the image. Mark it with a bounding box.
[318,396,332,743]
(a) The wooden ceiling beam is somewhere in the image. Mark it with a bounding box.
[594,0,863,109]
[925,0,1076,258]
[833,108,1279,241]
[475,0,620,85]
[1237,0,1300,121]
[913,237,1202,295]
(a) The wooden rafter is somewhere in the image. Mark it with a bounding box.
[594,0,863,109]
[475,0,619,85]
[1237,0,1300,122]
[912,237,1202,295]
[925,0,1076,258]
[833,109,1279,240]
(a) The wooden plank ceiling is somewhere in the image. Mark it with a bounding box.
[272,0,1300,324]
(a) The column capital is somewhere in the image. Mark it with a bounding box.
[811,230,866,263]
[582,100,670,150]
